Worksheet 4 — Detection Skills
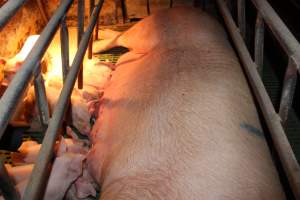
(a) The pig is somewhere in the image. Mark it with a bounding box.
[43,60,111,136]
[12,143,41,165]
[5,164,34,184]
[12,153,86,200]
[6,137,91,200]
[89,6,285,199]
[12,137,88,165]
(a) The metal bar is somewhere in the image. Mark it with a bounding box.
[225,0,233,13]
[237,0,246,39]
[23,1,105,199]
[251,0,300,73]
[121,0,127,23]
[36,0,49,24]
[0,159,20,200]
[77,0,85,89]
[0,0,74,141]
[279,56,298,127]
[33,64,50,129]
[202,0,207,10]
[146,0,150,15]
[60,14,73,127]
[169,0,173,8]
[95,15,99,40]
[254,12,264,76]
[216,0,300,198]
[0,0,26,29]
[88,0,95,59]
[60,15,70,81]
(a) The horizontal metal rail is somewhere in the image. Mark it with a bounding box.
[0,0,27,29]
[232,0,300,126]
[250,0,300,126]
[0,0,74,140]
[22,0,105,199]
[216,0,300,198]
[251,0,300,68]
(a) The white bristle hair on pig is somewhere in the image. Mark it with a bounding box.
[88,6,286,200]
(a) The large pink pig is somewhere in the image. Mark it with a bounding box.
[89,6,285,200]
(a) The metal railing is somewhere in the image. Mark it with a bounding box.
[0,0,27,29]
[215,0,300,198]
[0,0,104,199]
[1,0,299,198]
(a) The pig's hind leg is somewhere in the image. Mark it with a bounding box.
[93,29,123,53]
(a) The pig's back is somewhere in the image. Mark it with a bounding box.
[89,8,285,200]
[119,6,229,53]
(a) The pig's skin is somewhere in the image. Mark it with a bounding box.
[89,7,285,200]
[12,153,85,200]
[5,164,34,184]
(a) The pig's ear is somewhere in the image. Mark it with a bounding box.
[56,137,68,156]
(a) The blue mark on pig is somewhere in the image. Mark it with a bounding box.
[240,122,264,138]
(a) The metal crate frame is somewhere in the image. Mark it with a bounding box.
[0,0,104,199]
[0,0,299,199]
[215,0,300,198]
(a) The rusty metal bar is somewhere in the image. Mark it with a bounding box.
[0,0,74,141]
[95,15,99,40]
[146,0,150,15]
[0,0,26,29]
[33,63,50,129]
[88,0,95,59]
[216,0,300,198]
[237,0,246,39]
[0,159,20,200]
[36,0,49,24]
[279,57,298,127]
[60,15,70,82]
[60,14,73,127]
[254,12,264,76]
[121,0,127,23]
[251,0,300,73]
[22,1,105,199]
[77,0,85,89]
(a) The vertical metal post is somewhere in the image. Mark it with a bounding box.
[95,16,99,40]
[254,12,264,76]
[77,0,84,89]
[33,64,50,129]
[202,0,207,10]
[60,14,72,126]
[60,15,70,81]
[36,0,49,24]
[121,0,127,23]
[146,0,150,15]
[23,2,105,199]
[0,159,20,200]
[237,0,246,39]
[215,0,300,197]
[278,56,298,126]
[226,0,233,13]
[88,0,95,59]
